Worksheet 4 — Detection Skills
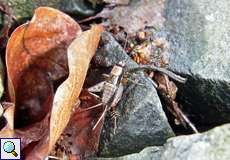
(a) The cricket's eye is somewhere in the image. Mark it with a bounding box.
[118,61,125,67]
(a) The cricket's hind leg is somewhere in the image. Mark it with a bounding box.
[110,110,120,134]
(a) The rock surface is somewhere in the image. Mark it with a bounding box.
[159,0,230,125]
[94,123,230,160]
[95,32,174,156]
[92,147,162,160]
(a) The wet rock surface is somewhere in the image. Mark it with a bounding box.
[94,123,230,160]
[159,0,230,125]
[94,32,174,156]
[92,147,162,160]
[60,0,99,17]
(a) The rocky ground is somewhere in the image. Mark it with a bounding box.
[1,0,230,160]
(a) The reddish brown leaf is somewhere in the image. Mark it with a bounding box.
[155,73,178,100]
[68,91,104,157]
[50,90,104,158]
[111,0,165,34]
[6,7,82,127]
[49,24,104,152]
[15,67,54,126]
[81,0,164,34]
[25,25,104,160]
[15,114,50,149]
[25,137,50,160]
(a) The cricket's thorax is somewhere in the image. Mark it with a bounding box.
[109,65,123,85]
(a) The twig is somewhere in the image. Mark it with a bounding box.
[126,65,187,83]
[161,91,199,133]
[173,103,199,133]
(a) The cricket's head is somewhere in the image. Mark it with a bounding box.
[111,61,125,76]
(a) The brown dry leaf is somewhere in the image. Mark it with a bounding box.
[6,7,81,127]
[109,0,165,34]
[49,24,104,152]
[154,73,190,128]
[25,137,50,160]
[155,73,178,100]
[132,38,169,66]
[51,90,104,158]
[80,0,164,35]
[15,114,50,149]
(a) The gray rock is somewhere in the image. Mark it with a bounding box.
[159,0,230,125]
[91,147,162,160]
[159,124,230,160]
[94,32,137,68]
[60,0,96,17]
[94,123,230,160]
[95,32,174,156]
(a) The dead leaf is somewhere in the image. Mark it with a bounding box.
[132,38,169,66]
[25,137,50,160]
[80,0,164,35]
[25,25,104,160]
[50,90,104,158]
[154,73,198,132]
[6,7,82,127]
[15,114,50,149]
[48,24,104,152]
[155,73,178,100]
[109,0,165,34]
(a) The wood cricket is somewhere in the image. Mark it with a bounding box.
[81,61,189,133]
[82,61,125,132]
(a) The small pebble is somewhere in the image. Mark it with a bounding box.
[138,31,146,40]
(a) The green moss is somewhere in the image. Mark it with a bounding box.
[7,0,35,20]
[2,0,61,22]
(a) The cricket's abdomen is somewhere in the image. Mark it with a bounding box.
[102,82,117,104]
